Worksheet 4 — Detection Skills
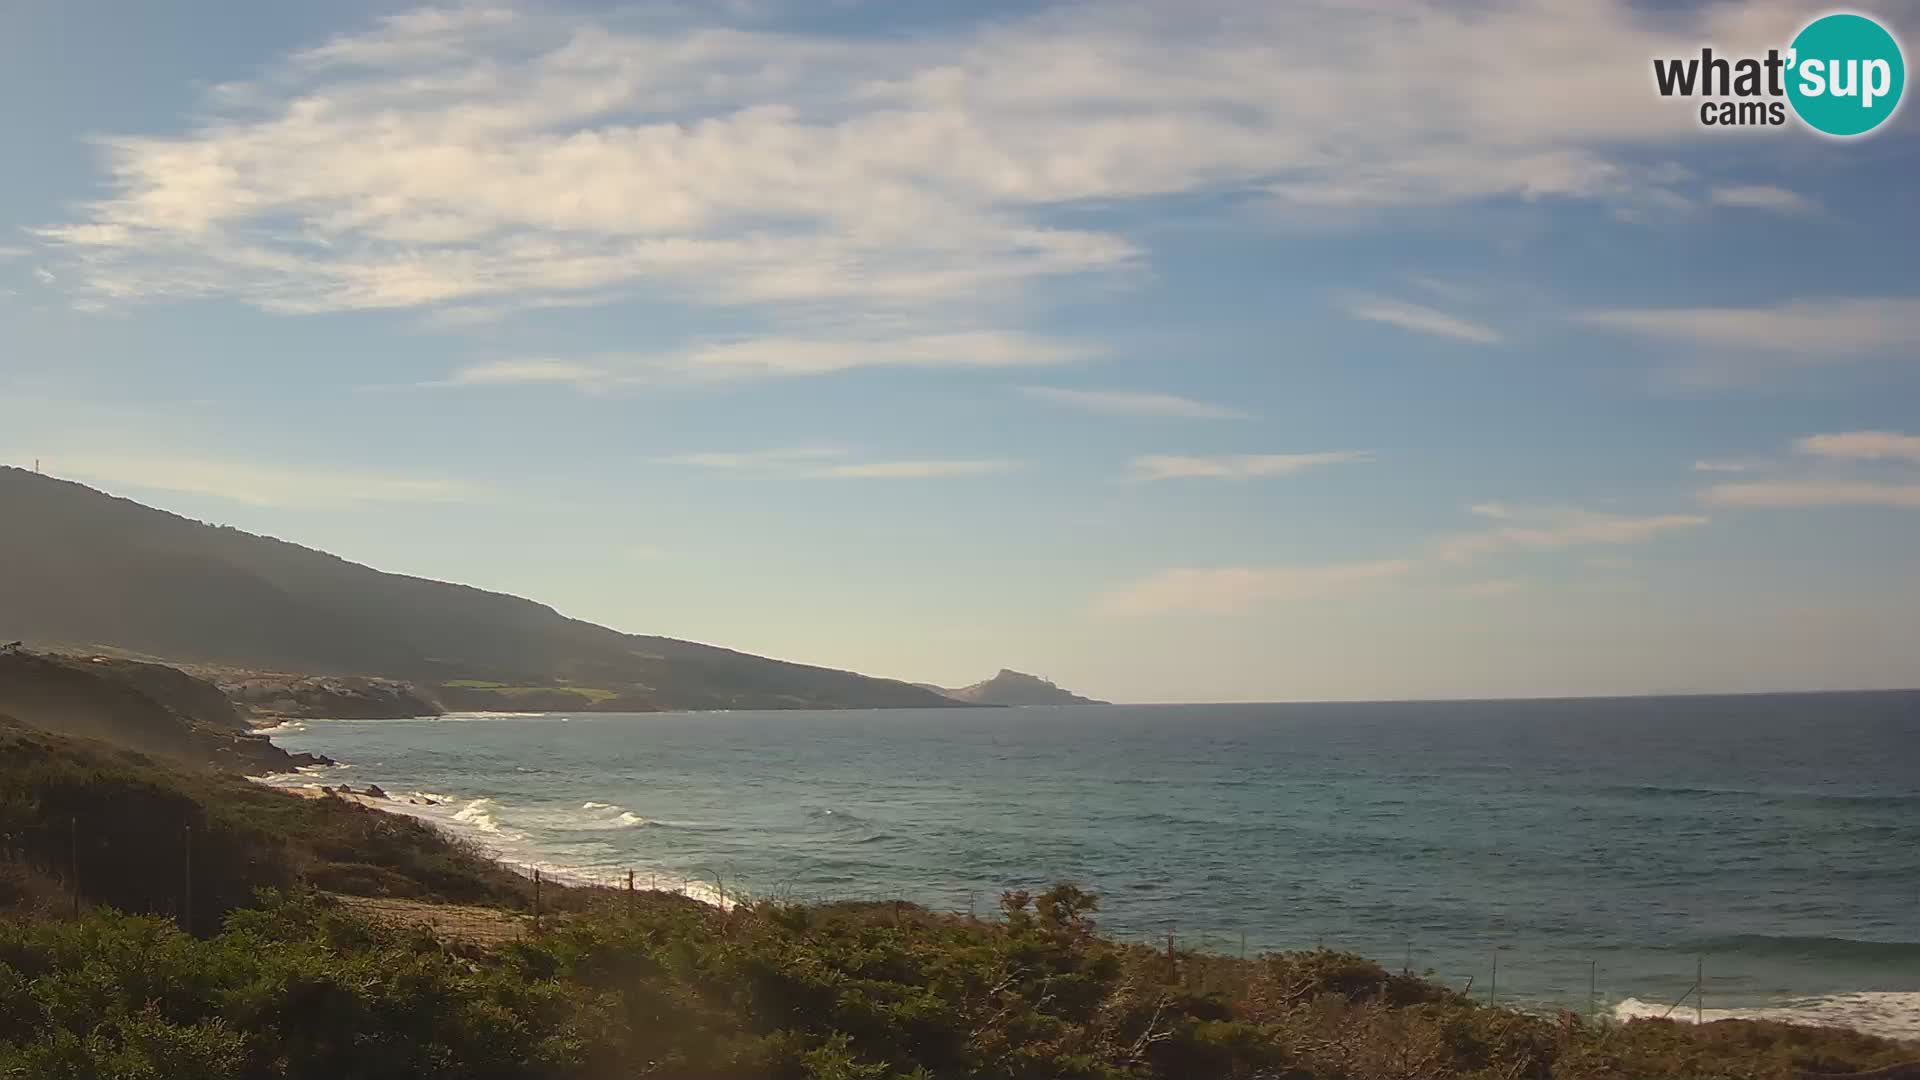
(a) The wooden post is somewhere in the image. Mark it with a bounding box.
[1165,926,1176,964]
[181,824,192,936]
[69,817,79,918]
[627,869,634,893]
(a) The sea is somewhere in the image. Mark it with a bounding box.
[258,692,1920,1040]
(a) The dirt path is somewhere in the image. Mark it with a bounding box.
[327,894,531,946]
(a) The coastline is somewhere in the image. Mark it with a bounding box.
[251,716,1920,1043]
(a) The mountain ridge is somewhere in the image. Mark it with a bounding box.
[0,467,966,712]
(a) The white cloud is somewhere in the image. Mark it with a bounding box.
[652,447,1011,478]
[438,331,1090,388]
[44,453,482,508]
[1579,298,1920,355]
[1691,459,1763,473]
[1434,504,1708,563]
[1795,431,1920,463]
[1129,451,1371,481]
[655,447,847,469]
[446,358,607,387]
[1709,184,1818,214]
[679,332,1088,378]
[34,0,1801,322]
[1098,560,1414,616]
[1099,499,1709,616]
[808,459,1018,480]
[1340,295,1503,344]
[32,268,55,285]
[0,246,29,260]
[1020,386,1247,419]
[1703,482,1920,509]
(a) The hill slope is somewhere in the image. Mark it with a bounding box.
[0,467,961,711]
[924,669,1108,706]
[0,652,324,773]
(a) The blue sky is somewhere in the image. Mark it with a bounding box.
[3,0,1918,702]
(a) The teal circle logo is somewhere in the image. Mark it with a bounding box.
[1786,13,1905,136]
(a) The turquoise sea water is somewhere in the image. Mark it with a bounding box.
[261,693,1920,1037]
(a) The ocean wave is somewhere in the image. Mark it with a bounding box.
[617,811,650,827]
[1602,784,1920,807]
[452,798,508,835]
[253,720,306,736]
[408,791,455,805]
[1671,934,1920,966]
[1614,991,1920,1041]
[582,801,614,810]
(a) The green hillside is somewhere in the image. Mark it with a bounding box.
[0,467,963,711]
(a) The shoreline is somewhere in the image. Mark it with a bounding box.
[252,719,1920,1044]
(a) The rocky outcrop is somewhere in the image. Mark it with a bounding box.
[924,670,1108,706]
[0,651,329,775]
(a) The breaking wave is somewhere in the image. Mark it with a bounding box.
[1614,991,1920,1042]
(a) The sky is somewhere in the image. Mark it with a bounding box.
[2,0,1918,703]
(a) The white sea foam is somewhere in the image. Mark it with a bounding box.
[616,811,649,827]
[253,720,306,736]
[582,801,613,810]
[1613,991,1920,1041]
[452,798,507,835]
[408,792,455,805]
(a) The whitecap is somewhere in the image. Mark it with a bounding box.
[1613,990,1920,1041]
[452,798,504,834]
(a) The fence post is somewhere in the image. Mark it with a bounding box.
[182,824,192,936]
[627,869,634,894]
[1697,956,1704,1024]
[69,816,79,919]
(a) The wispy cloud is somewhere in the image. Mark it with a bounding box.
[1099,499,1708,615]
[1703,482,1920,509]
[1339,295,1503,344]
[1708,184,1818,214]
[1795,431,1920,463]
[1128,452,1372,481]
[680,333,1089,378]
[1020,386,1247,419]
[1579,298,1920,355]
[653,448,1012,479]
[436,332,1090,389]
[34,0,1791,324]
[0,246,29,260]
[42,453,482,508]
[1098,560,1414,616]
[445,359,607,387]
[1691,458,1764,473]
[808,459,1018,480]
[32,268,55,285]
[654,447,847,470]
[1434,504,1708,563]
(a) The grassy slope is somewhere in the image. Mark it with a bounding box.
[0,721,544,927]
